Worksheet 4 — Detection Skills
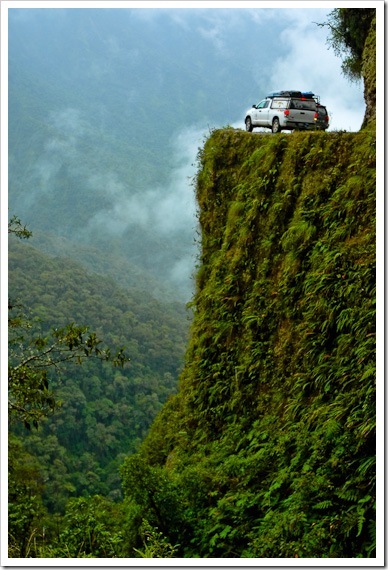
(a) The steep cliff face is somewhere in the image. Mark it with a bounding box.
[184,127,375,441]
[123,19,376,559]
[361,16,376,129]
[180,126,375,431]
[130,127,376,557]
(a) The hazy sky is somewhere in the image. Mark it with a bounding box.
[129,3,366,131]
[4,1,368,131]
[3,1,380,299]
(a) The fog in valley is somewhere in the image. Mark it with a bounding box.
[8,6,365,301]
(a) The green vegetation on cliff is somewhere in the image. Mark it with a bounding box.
[322,9,375,82]
[125,126,376,558]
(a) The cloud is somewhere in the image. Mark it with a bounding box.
[29,108,87,197]
[27,103,202,297]
[197,12,232,56]
[87,125,203,238]
[81,124,205,297]
[50,108,85,135]
[170,254,197,293]
[268,9,365,131]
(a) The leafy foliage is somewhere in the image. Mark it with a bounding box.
[134,521,180,558]
[43,496,125,557]
[9,237,189,508]
[8,215,33,239]
[8,434,47,558]
[319,8,375,81]
[9,312,127,430]
[9,123,376,558]
[8,222,189,557]
[126,125,376,558]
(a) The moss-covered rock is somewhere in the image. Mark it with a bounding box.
[361,16,376,129]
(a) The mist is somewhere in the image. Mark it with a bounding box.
[87,126,202,237]
[82,125,205,298]
[7,5,367,301]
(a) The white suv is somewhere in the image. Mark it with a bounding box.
[245,91,329,133]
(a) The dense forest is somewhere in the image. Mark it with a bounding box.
[8,237,189,513]
[8,8,377,560]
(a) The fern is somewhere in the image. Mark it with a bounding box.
[313,500,333,510]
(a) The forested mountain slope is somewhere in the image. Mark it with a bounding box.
[9,239,189,510]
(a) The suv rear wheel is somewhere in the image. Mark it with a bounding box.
[272,117,281,133]
[245,117,253,132]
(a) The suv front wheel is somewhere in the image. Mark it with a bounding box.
[271,117,281,133]
[245,117,253,132]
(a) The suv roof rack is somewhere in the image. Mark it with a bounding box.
[267,90,317,100]
[267,90,302,98]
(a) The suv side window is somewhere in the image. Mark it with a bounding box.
[256,100,268,109]
[271,99,287,109]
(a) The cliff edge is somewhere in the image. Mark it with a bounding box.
[121,15,376,558]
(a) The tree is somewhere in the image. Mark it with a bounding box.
[8,217,129,429]
[8,434,47,557]
[8,215,32,239]
[45,496,124,557]
[120,454,189,553]
[9,311,128,430]
[318,9,375,82]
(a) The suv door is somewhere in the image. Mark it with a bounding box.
[288,98,317,125]
[269,98,288,125]
[252,99,270,126]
